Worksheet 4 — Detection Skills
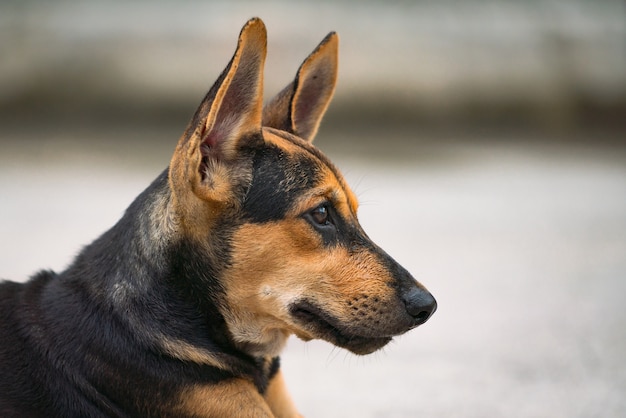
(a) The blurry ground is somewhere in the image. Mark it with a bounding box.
[1,1,626,417]
[1,127,625,418]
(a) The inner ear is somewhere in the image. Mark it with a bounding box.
[200,28,267,162]
[169,18,267,203]
[291,34,338,140]
[263,32,338,142]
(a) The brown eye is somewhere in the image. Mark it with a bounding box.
[310,205,329,225]
[304,203,337,242]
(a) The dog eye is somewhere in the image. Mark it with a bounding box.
[304,203,338,243]
[310,205,329,225]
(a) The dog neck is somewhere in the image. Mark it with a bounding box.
[55,170,262,374]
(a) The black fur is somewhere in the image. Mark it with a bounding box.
[0,169,279,417]
[0,20,436,415]
[243,143,322,223]
[0,132,430,417]
[242,130,359,249]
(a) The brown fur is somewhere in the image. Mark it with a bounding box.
[0,18,435,417]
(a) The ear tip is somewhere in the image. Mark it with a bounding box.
[314,32,338,56]
[244,17,266,29]
[241,17,268,43]
[323,31,339,44]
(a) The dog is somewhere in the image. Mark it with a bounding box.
[0,18,436,417]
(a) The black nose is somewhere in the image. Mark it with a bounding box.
[402,287,437,325]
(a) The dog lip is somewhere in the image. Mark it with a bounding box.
[289,301,392,355]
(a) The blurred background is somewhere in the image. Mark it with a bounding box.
[1,1,625,417]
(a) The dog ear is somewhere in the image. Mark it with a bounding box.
[263,32,338,142]
[170,18,267,203]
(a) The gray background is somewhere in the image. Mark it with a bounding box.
[1,1,625,417]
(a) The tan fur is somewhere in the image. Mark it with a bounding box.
[167,16,431,418]
[168,18,266,224]
[264,370,302,418]
[263,33,338,141]
[178,380,274,418]
[290,32,338,140]
[158,337,235,370]
[177,372,299,418]
[0,16,435,418]
[261,128,359,216]
[221,217,407,357]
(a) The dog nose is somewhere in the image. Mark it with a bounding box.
[402,287,437,325]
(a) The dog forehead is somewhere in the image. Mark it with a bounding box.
[262,128,358,211]
[241,129,357,223]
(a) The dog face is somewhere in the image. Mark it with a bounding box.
[223,128,437,357]
[169,18,436,358]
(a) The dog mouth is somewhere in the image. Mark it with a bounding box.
[289,301,392,355]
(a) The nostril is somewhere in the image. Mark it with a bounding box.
[402,288,437,325]
[415,310,430,322]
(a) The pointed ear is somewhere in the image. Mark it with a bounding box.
[170,18,267,203]
[263,32,338,142]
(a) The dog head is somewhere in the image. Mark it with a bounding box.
[168,18,436,358]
